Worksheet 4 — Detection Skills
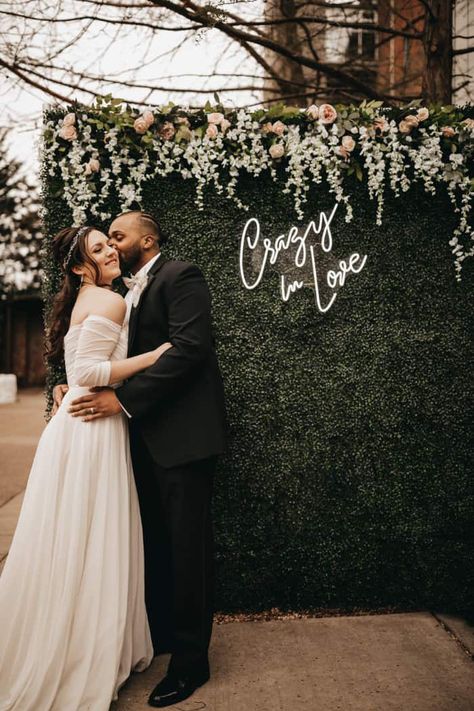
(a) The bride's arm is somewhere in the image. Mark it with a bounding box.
[107,341,172,385]
[74,292,171,387]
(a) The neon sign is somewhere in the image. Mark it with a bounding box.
[239,203,367,313]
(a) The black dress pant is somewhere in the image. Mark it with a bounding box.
[129,427,216,679]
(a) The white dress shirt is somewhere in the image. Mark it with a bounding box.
[120,252,161,418]
[124,252,161,322]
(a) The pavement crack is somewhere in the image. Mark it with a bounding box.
[431,611,474,662]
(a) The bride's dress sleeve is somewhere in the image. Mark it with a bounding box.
[73,315,122,387]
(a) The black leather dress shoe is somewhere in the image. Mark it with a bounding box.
[147,670,210,708]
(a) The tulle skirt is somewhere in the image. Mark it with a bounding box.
[0,386,153,711]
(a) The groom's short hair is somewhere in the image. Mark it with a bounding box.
[119,210,169,246]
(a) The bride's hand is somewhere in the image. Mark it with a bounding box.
[52,383,69,415]
[153,341,173,361]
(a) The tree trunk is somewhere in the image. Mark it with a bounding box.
[421,0,454,102]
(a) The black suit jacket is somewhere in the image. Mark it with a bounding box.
[116,256,227,468]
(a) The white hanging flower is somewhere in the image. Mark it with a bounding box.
[41,102,474,283]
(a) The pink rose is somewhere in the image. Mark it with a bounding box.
[63,113,76,127]
[59,124,77,141]
[159,121,176,141]
[207,112,224,125]
[338,145,350,160]
[398,119,411,134]
[206,124,219,139]
[261,122,273,134]
[269,143,285,159]
[271,121,286,136]
[416,107,429,122]
[442,126,456,138]
[134,117,149,134]
[404,114,419,128]
[142,110,155,128]
[374,117,389,133]
[461,118,474,131]
[341,135,356,152]
[220,118,231,134]
[84,158,100,175]
[306,104,319,120]
[319,104,338,124]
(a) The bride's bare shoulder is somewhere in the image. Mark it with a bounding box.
[74,287,126,326]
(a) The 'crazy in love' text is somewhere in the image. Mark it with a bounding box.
[239,203,367,313]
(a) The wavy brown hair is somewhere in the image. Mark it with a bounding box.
[46,226,100,364]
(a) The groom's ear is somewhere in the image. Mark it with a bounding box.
[143,233,158,249]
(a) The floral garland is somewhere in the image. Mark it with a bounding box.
[42,97,474,281]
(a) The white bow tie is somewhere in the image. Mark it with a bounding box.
[123,272,149,306]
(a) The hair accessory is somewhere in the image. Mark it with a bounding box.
[63,225,90,271]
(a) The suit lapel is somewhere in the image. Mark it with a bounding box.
[127,255,167,353]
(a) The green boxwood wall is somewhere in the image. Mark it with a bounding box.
[42,149,473,614]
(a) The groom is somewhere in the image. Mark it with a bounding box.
[62,210,227,707]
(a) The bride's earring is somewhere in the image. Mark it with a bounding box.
[80,274,84,288]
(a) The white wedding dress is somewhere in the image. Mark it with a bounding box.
[0,314,153,711]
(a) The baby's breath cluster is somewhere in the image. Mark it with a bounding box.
[42,97,474,281]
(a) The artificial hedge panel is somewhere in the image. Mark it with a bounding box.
[42,148,473,613]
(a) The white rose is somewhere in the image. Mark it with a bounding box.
[59,124,77,141]
[341,135,356,152]
[207,112,224,125]
[461,118,474,132]
[272,121,286,136]
[306,104,319,120]
[134,117,148,134]
[220,118,231,134]
[416,107,429,121]
[269,143,285,159]
[404,114,419,128]
[374,117,389,133]
[84,158,100,175]
[338,145,349,160]
[206,124,219,139]
[63,113,76,127]
[142,110,155,128]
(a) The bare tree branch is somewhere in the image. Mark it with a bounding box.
[0,8,197,31]
[452,45,474,56]
[147,0,394,102]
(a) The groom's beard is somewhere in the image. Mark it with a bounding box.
[118,247,142,274]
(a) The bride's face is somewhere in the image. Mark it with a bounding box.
[81,230,121,284]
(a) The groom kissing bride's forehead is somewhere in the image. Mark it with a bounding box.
[65,207,227,707]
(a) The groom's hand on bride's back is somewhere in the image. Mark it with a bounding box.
[52,384,69,415]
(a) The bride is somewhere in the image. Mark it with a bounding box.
[0,225,171,710]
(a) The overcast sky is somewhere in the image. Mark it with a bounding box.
[1,1,262,180]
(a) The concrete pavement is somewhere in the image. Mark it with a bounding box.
[111,612,474,711]
[0,387,45,573]
[1,390,473,710]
